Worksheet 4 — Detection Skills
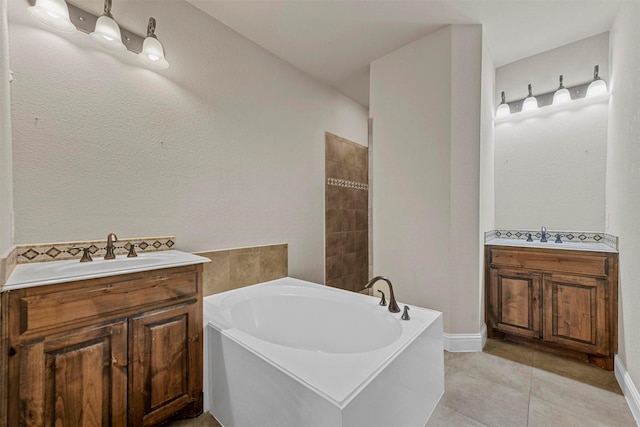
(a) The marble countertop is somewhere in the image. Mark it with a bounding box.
[485,237,617,253]
[4,250,211,291]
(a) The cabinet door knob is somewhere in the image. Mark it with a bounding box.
[8,347,16,356]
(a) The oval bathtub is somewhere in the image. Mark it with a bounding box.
[203,277,444,427]
[229,288,402,353]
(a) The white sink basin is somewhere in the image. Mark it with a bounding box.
[4,250,210,291]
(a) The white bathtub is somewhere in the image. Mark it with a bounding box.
[203,277,444,427]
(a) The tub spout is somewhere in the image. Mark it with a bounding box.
[364,276,401,313]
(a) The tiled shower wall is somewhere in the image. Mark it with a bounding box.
[325,132,368,292]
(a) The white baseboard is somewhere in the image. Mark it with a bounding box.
[443,324,487,352]
[615,356,640,426]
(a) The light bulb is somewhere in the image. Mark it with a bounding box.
[553,75,571,105]
[28,0,76,33]
[522,83,538,112]
[496,91,511,118]
[138,18,169,70]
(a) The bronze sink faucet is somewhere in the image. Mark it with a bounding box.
[105,233,118,259]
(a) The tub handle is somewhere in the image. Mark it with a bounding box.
[401,306,411,321]
[377,290,387,306]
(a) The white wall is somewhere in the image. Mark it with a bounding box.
[494,35,609,232]
[8,0,367,283]
[0,0,13,256]
[370,25,482,335]
[479,37,496,323]
[607,0,640,405]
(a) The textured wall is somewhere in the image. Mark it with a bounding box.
[7,0,367,284]
[0,0,12,256]
[479,36,496,324]
[370,25,482,334]
[494,101,608,231]
[494,35,609,232]
[607,0,640,405]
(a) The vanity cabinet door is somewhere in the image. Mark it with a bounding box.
[129,302,202,427]
[543,274,609,355]
[9,321,128,427]
[488,267,542,339]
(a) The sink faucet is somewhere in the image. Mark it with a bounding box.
[105,233,118,259]
[540,226,548,243]
[364,276,401,313]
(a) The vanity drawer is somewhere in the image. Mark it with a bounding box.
[489,247,609,277]
[11,268,198,338]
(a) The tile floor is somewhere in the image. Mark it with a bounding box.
[167,338,637,427]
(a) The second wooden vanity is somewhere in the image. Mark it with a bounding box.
[485,244,618,370]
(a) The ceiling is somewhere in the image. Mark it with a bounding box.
[186,0,622,107]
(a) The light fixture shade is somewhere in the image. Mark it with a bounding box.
[522,96,539,111]
[587,79,608,97]
[138,37,169,70]
[496,91,511,118]
[553,75,571,105]
[90,15,126,51]
[586,65,608,97]
[522,84,538,112]
[553,88,571,104]
[28,0,76,33]
[496,103,511,118]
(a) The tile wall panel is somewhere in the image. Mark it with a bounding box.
[196,244,288,297]
[325,133,369,293]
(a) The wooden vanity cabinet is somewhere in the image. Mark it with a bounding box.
[485,246,617,370]
[2,264,204,426]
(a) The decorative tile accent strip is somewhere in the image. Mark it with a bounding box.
[484,230,497,241]
[327,177,368,190]
[485,229,618,250]
[604,233,619,250]
[15,236,176,264]
[1,246,18,286]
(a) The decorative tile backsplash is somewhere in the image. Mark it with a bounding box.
[485,229,618,250]
[14,236,175,264]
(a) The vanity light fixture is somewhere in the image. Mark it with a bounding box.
[521,84,539,112]
[552,75,571,105]
[138,18,169,70]
[90,0,126,52]
[496,91,511,118]
[496,66,608,118]
[586,65,608,97]
[28,0,76,33]
[27,0,170,71]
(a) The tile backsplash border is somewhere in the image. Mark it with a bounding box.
[13,236,176,265]
[484,229,618,250]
